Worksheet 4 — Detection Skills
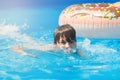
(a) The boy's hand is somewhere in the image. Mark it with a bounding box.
[11,46,24,53]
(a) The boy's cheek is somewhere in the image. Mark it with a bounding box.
[56,44,64,48]
[69,44,75,48]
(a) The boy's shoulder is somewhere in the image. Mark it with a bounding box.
[47,44,56,47]
[47,44,60,52]
[44,44,58,50]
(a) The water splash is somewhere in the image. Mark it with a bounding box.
[0,24,40,46]
[78,38,117,54]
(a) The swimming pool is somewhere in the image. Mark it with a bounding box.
[0,5,120,80]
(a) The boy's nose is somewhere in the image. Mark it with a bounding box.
[65,43,70,49]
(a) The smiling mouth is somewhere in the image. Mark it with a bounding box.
[64,50,71,53]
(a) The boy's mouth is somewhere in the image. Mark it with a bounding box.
[63,48,77,54]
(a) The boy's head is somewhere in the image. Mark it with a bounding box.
[54,24,76,53]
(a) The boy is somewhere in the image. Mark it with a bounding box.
[12,24,86,57]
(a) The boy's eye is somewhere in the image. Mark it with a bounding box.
[60,40,74,44]
[61,40,66,44]
[66,38,74,43]
[67,39,74,43]
[69,40,73,43]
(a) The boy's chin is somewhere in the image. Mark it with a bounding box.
[64,50,71,54]
[63,48,77,54]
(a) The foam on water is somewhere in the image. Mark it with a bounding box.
[78,38,117,54]
[0,24,37,45]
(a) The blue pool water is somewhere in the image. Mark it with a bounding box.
[0,4,120,80]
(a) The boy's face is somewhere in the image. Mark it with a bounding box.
[56,36,76,53]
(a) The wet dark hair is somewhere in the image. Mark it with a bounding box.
[54,24,76,44]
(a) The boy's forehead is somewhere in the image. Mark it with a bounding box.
[59,36,67,40]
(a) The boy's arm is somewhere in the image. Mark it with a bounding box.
[11,46,37,57]
[11,44,55,57]
[23,44,55,51]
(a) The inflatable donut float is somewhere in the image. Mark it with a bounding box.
[59,2,120,39]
